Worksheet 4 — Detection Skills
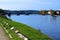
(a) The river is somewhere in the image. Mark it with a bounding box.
[7,15,60,40]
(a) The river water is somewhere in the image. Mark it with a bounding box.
[8,15,60,40]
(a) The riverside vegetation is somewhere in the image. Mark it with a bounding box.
[0,15,52,40]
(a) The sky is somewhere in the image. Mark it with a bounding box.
[0,0,60,10]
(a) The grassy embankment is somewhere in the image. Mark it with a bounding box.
[0,16,52,40]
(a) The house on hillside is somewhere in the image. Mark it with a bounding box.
[48,10,54,15]
[56,11,60,15]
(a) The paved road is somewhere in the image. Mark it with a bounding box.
[0,27,9,40]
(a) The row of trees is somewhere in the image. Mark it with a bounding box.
[0,9,11,18]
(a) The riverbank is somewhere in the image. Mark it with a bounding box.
[0,16,52,40]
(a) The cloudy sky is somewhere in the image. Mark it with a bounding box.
[0,0,60,10]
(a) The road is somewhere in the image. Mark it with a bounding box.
[0,27,9,40]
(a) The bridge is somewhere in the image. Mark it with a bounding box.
[0,9,60,17]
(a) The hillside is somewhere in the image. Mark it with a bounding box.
[0,16,52,40]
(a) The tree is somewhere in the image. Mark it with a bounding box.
[39,10,47,15]
[0,9,4,15]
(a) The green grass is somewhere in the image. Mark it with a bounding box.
[0,17,52,40]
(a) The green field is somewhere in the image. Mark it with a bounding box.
[0,16,52,40]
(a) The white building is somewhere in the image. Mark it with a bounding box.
[56,11,60,14]
[48,11,51,15]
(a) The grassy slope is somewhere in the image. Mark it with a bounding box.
[0,17,52,40]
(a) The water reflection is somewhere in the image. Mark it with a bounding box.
[51,15,57,21]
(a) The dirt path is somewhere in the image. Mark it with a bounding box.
[0,27,9,40]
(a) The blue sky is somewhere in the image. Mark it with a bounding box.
[0,0,60,10]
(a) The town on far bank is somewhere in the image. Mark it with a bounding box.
[0,9,60,17]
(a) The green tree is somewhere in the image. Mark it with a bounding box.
[0,9,4,15]
[39,10,47,15]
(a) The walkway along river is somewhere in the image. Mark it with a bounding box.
[0,27,9,40]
